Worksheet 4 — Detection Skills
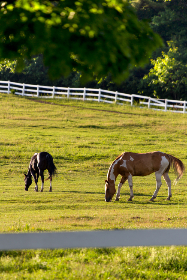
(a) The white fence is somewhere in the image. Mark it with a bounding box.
[1,80,187,113]
[1,229,187,251]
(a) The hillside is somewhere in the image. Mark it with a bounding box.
[0,93,187,232]
[1,93,187,279]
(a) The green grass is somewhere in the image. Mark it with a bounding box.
[1,247,187,280]
[1,93,187,279]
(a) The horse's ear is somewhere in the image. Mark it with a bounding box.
[105,180,109,184]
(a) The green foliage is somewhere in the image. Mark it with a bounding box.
[133,0,187,100]
[79,0,187,99]
[131,0,166,20]
[141,43,187,99]
[1,0,187,101]
[0,59,16,81]
[85,68,146,96]
[0,55,81,87]
[151,1,187,48]
[0,0,163,82]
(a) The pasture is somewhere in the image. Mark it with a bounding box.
[1,92,187,279]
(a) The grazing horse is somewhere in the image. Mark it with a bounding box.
[24,152,57,192]
[105,151,185,202]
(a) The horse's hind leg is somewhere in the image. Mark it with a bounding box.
[127,174,134,201]
[150,171,162,201]
[163,173,172,200]
[35,170,39,192]
[49,175,52,192]
[39,170,44,192]
[115,176,127,201]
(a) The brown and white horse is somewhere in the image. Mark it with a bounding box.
[105,151,185,202]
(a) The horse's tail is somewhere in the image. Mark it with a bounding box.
[166,154,185,184]
[47,154,57,176]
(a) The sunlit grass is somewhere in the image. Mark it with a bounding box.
[1,247,187,279]
[1,93,187,279]
[1,93,187,231]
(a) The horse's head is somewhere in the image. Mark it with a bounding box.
[24,173,32,191]
[105,180,116,202]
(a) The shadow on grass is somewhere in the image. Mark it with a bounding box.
[60,190,104,195]
[115,192,186,205]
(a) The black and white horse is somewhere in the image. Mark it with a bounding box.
[24,152,57,192]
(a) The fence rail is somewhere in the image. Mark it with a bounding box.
[1,229,187,251]
[1,80,187,113]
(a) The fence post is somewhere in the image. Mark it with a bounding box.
[148,97,151,109]
[165,99,168,111]
[98,88,101,102]
[183,101,186,113]
[115,91,118,103]
[7,80,10,94]
[83,87,86,101]
[22,83,25,96]
[37,85,39,97]
[67,87,70,98]
[52,86,55,98]
[131,95,134,106]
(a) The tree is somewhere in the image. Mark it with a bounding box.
[140,43,187,100]
[0,55,81,87]
[138,0,187,100]
[131,0,166,21]
[151,1,187,48]
[0,0,163,83]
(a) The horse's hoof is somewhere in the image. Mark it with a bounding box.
[166,197,171,201]
[149,198,155,202]
[40,189,43,192]
[115,197,119,201]
[35,189,38,192]
[128,197,133,201]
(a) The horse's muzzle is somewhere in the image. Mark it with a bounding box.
[25,187,28,191]
[105,197,112,202]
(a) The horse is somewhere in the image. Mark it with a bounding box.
[24,152,57,192]
[105,151,185,202]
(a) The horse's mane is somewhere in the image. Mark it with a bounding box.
[115,152,125,161]
[108,152,125,177]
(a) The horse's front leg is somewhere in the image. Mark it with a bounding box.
[31,170,38,192]
[115,176,127,201]
[36,169,39,184]
[128,174,134,201]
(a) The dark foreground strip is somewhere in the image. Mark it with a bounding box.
[0,229,186,251]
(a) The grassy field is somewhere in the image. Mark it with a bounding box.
[1,92,187,279]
